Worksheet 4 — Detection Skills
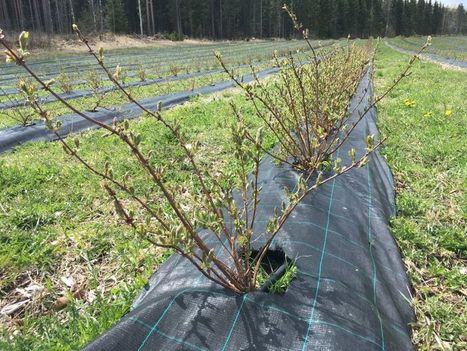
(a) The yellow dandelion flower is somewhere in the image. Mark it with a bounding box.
[423,111,433,117]
[444,109,453,117]
[404,99,416,108]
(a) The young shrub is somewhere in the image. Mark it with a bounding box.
[137,64,146,82]
[190,78,196,92]
[166,32,184,42]
[217,6,430,176]
[56,69,74,94]
[169,63,181,77]
[86,69,107,112]
[193,60,201,73]
[0,86,35,126]
[0,24,426,294]
[153,64,164,79]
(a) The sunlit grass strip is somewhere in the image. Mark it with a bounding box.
[375,44,466,351]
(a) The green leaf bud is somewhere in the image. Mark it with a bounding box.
[349,148,356,163]
[19,31,29,51]
[98,47,104,62]
[365,135,374,149]
[5,51,15,64]
[315,172,323,186]
[359,156,369,167]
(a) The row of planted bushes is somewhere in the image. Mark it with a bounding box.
[0,8,429,294]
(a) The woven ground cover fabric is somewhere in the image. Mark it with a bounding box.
[83,69,415,351]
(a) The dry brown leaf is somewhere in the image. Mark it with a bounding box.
[53,296,70,311]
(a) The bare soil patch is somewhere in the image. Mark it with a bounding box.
[5,31,228,55]
[55,33,222,53]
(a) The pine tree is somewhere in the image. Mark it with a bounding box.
[424,0,433,34]
[390,0,404,35]
[317,0,334,37]
[347,0,359,37]
[307,0,321,37]
[456,4,466,34]
[401,0,411,36]
[407,0,417,36]
[357,0,369,37]
[335,0,347,37]
[105,0,128,33]
[0,0,462,39]
[432,1,442,34]
[416,0,425,34]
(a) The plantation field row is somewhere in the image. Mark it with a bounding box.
[0,42,343,129]
[388,36,467,61]
[0,39,335,90]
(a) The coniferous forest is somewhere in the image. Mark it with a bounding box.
[0,0,466,39]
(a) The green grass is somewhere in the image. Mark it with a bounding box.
[268,262,298,295]
[374,44,466,350]
[0,89,275,350]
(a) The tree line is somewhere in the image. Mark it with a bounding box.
[0,0,466,39]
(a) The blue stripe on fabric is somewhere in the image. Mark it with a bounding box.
[132,270,406,351]
[367,164,386,350]
[255,219,367,250]
[257,219,406,280]
[297,270,409,336]
[220,294,248,351]
[300,164,338,351]
[314,320,381,347]
[294,239,404,287]
[258,203,358,224]
[244,296,382,347]
[292,240,361,271]
[130,317,208,351]
[136,232,230,350]
[136,288,206,351]
[245,296,300,320]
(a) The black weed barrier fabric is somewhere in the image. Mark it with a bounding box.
[83,70,415,351]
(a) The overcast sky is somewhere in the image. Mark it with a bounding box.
[439,0,466,7]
